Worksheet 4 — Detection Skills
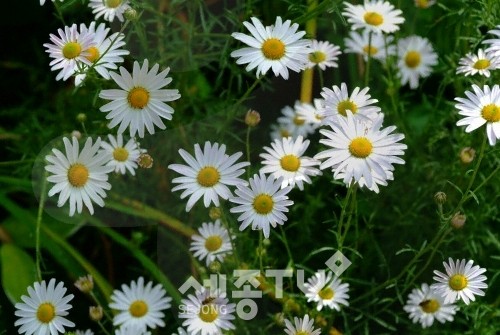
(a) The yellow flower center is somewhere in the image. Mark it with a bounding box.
[449,274,468,291]
[363,45,378,56]
[481,104,500,122]
[419,299,440,313]
[280,154,301,172]
[415,0,429,8]
[405,51,421,68]
[261,38,286,60]
[197,166,220,187]
[363,12,384,26]
[106,0,122,8]
[36,303,56,323]
[318,287,334,300]
[349,137,373,158]
[86,46,100,63]
[293,116,305,125]
[280,129,291,138]
[199,304,218,323]
[253,194,274,214]
[309,51,326,64]
[129,300,148,318]
[67,163,89,188]
[204,235,223,252]
[62,42,82,59]
[113,147,129,162]
[127,87,150,109]
[337,100,358,116]
[296,332,310,335]
[473,59,491,70]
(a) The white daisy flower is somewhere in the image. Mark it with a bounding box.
[14,278,75,335]
[109,277,172,331]
[100,134,145,176]
[432,258,488,305]
[456,49,500,78]
[343,0,405,34]
[99,59,181,138]
[337,168,394,194]
[304,271,350,311]
[295,99,325,127]
[43,24,95,81]
[403,283,458,329]
[45,136,113,216]
[190,219,233,266]
[88,0,131,23]
[414,0,436,8]
[115,324,151,335]
[179,288,236,335]
[315,112,407,189]
[277,104,316,139]
[455,84,500,146]
[259,135,321,190]
[344,30,395,62]
[76,330,94,335]
[284,314,321,335]
[397,35,438,89]
[169,142,249,212]
[306,40,342,70]
[483,25,500,57]
[231,16,311,79]
[270,121,295,141]
[230,173,294,239]
[320,82,381,124]
[75,22,130,86]
[40,0,64,6]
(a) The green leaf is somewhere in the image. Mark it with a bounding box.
[0,244,37,304]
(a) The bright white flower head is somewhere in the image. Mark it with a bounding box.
[277,104,316,139]
[455,84,500,146]
[45,137,113,216]
[456,49,500,78]
[284,314,321,335]
[14,278,75,335]
[230,173,294,239]
[414,0,436,8]
[115,324,151,335]
[99,59,181,138]
[75,22,129,86]
[179,288,236,335]
[337,168,394,194]
[259,135,321,190]
[40,0,64,6]
[109,277,172,332]
[88,0,131,22]
[343,0,405,34]
[231,16,311,79]
[169,142,249,212]
[190,220,234,266]
[315,112,407,190]
[344,30,395,62]
[483,25,500,57]
[397,35,438,89]
[295,99,325,127]
[43,24,95,81]
[404,283,458,329]
[304,271,350,311]
[320,82,381,125]
[306,40,342,70]
[432,258,487,305]
[100,134,145,176]
[76,330,94,335]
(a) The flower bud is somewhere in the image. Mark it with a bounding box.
[208,260,221,273]
[76,113,87,123]
[329,327,343,335]
[74,274,94,293]
[460,147,475,164]
[137,153,153,169]
[273,312,285,326]
[209,207,222,220]
[89,305,103,321]
[245,109,261,127]
[434,192,447,205]
[451,212,466,229]
[71,130,82,139]
[124,8,138,21]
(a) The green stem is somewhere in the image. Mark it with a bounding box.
[35,173,48,281]
[246,126,252,178]
[279,227,295,269]
[337,184,356,249]
[96,319,112,335]
[259,231,264,274]
[89,291,113,322]
[339,185,358,247]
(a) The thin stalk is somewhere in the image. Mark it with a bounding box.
[35,173,48,281]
